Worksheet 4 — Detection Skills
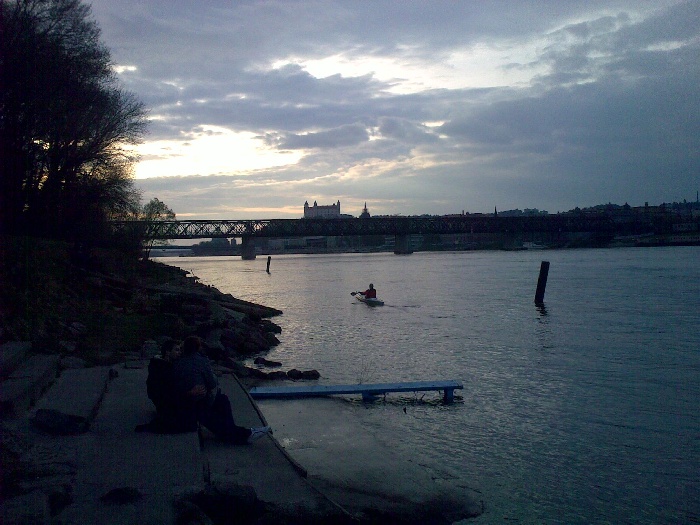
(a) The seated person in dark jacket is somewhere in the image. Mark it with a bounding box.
[172,335,271,444]
[136,339,195,433]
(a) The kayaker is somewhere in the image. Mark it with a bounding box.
[362,283,377,299]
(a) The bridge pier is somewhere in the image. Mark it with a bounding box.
[393,234,413,255]
[240,236,256,260]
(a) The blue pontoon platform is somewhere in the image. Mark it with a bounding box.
[248,380,463,403]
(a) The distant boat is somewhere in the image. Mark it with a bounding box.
[523,242,547,250]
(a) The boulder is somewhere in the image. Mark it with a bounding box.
[264,333,280,346]
[244,367,268,379]
[301,370,321,380]
[286,369,303,380]
[253,357,282,367]
[259,320,282,334]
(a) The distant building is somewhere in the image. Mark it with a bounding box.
[359,202,371,218]
[304,200,341,218]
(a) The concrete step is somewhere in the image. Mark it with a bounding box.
[0,354,60,418]
[0,341,32,378]
[30,366,114,434]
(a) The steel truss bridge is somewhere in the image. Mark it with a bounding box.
[112,215,614,240]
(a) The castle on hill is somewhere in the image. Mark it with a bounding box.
[303,200,370,219]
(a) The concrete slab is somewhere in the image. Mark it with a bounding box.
[55,366,203,525]
[31,366,112,429]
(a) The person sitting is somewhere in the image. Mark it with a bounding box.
[361,283,377,299]
[136,339,194,433]
[172,335,271,444]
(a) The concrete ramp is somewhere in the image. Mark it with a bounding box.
[202,375,349,522]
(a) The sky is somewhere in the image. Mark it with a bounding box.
[88,0,700,219]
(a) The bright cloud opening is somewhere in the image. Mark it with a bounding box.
[132,126,304,179]
[273,40,546,94]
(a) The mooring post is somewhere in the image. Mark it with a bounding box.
[266,256,271,273]
[535,261,550,304]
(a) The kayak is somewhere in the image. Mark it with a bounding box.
[355,295,384,306]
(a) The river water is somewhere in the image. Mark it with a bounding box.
[158,247,700,524]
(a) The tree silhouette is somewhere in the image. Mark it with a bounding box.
[0,0,147,240]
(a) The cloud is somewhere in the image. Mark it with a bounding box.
[88,0,700,218]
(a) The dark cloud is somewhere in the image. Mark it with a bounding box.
[281,124,369,149]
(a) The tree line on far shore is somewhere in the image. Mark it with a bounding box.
[0,0,170,254]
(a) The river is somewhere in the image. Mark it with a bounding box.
[157,246,700,524]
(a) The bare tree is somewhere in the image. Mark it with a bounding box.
[0,0,148,240]
[140,198,176,257]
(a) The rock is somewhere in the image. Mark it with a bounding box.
[267,371,288,380]
[301,370,321,380]
[0,341,31,378]
[69,322,87,336]
[253,357,282,367]
[286,369,303,380]
[187,481,263,524]
[174,500,214,525]
[203,330,225,358]
[31,409,88,435]
[60,356,86,369]
[0,491,50,525]
[47,485,73,517]
[247,367,269,379]
[140,339,159,359]
[58,340,76,353]
[99,486,143,504]
[264,333,280,346]
[259,320,282,334]
[181,303,208,318]
[120,351,142,362]
[244,331,271,353]
[220,329,245,354]
[242,341,262,354]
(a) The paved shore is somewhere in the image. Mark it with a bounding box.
[2,354,482,524]
[2,360,349,524]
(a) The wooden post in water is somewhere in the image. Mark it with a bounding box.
[266,256,271,273]
[534,261,550,305]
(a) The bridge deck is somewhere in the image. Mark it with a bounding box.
[248,380,463,403]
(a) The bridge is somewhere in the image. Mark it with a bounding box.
[111,215,615,259]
